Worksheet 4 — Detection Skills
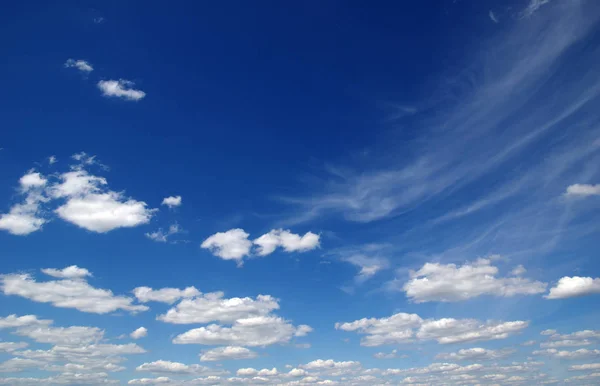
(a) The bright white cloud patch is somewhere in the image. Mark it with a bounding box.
[64,58,94,72]
[566,183,600,197]
[533,348,600,359]
[161,196,182,208]
[336,312,528,346]
[97,79,146,101]
[130,327,148,339]
[199,346,258,361]
[41,265,91,279]
[135,360,226,376]
[157,292,279,324]
[133,286,201,304]
[253,229,320,256]
[0,267,147,314]
[402,258,547,302]
[546,276,600,299]
[436,347,516,361]
[201,229,253,263]
[173,316,308,347]
[145,224,182,243]
[0,171,48,235]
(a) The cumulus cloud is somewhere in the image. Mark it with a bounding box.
[546,276,600,299]
[402,258,547,303]
[135,360,226,376]
[202,228,320,265]
[565,183,600,197]
[161,196,182,208]
[436,347,516,361]
[64,59,94,72]
[336,312,528,346]
[0,341,28,353]
[131,327,148,339]
[97,79,146,101]
[173,316,309,347]
[201,229,253,264]
[41,265,91,279]
[133,286,201,304]
[0,267,147,314]
[0,314,52,329]
[0,171,48,235]
[200,346,258,361]
[253,229,320,256]
[533,348,600,359]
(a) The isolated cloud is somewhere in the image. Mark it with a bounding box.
[546,276,600,299]
[172,316,308,347]
[402,258,546,303]
[0,267,147,314]
[98,79,146,101]
[253,229,320,256]
[565,183,600,197]
[201,229,253,263]
[130,327,148,340]
[336,312,528,346]
[199,346,258,362]
[133,286,201,304]
[64,59,94,73]
[161,196,182,208]
[41,265,91,279]
[0,171,48,235]
[158,292,278,324]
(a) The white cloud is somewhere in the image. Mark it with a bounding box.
[565,183,600,197]
[158,292,278,324]
[48,156,57,165]
[511,265,527,276]
[0,171,48,235]
[253,229,320,256]
[173,316,309,347]
[135,360,226,376]
[64,59,93,72]
[570,363,600,371]
[14,325,103,345]
[41,265,91,279]
[336,312,528,346]
[435,347,516,361]
[161,196,182,208]
[489,10,499,23]
[131,327,148,339]
[0,314,51,329]
[0,342,28,353]
[200,346,258,361]
[133,286,201,304]
[541,329,557,335]
[541,339,591,348]
[128,378,172,385]
[146,224,182,243]
[402,258,546,303]
[98,79,146,101]
[546,276,600,299]
[0,268,148,314]
[373,349,401,359]
[201,229,253,264]
[533,348,600,359]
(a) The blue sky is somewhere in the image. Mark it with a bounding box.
[1,0,600,385]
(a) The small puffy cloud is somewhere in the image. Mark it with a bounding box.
[533,348,600,359]
[402,258,546,303]
[435,347,516,361]
[200,346,258,361]
[173,316,309,347]
[131,327,148,339]
[48,156,57,165]
[0,268,148,314]
[98,79,146,101]
[146,224,182,243]
[236,367,278,377]
[136,360,225,376]
[335,312,528,346]
[254,229,320,256]
[0,171,48,235]
[201,229,253,263]
[546,276,600,299]
[565,183,600,197]
[41,265,91,279]
[158,292,278,324]
[161,196,182,208]
[64,59,94,72]
[541,329,557,335]
[133,286,201,304]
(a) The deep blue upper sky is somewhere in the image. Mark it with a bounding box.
[1,1,600,385]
